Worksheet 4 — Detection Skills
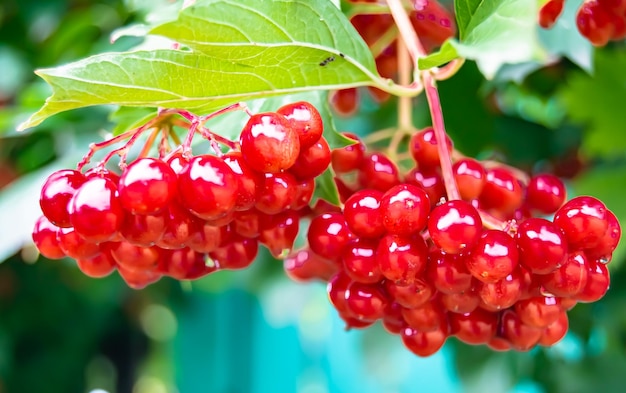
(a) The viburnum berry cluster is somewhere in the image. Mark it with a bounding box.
[284,128,621,356]
[31,101,331,289]
[539,0,626,46]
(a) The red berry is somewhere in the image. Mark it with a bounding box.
[452,158,486,200]
[409,0,457,52]
[402,301,447,332]
[327,271,353,314]
[330,88,359,117]
[163,248,217,280]
[259,210,299,258]
[76,251,116,278]
[209,236,258,270]
[292,178,315,211]
[283,248,338,282]
[223,151,262,211]
[343,189,385,239]
[331,133,365,173]
[377,234,428,286]
[428,200,482,254]
[514,296,561,328]
[117,264,161,289]
[289,138,331,181]
[342,238,382,284]
[515,218,568,275]
[479,167,524,216]
[466,230,518,284]
[554,196,609,250]
[539,0,565,29]
[585,209,621,262]
[526,174,566,214]
[539,311,569,347]
[405,167,446,207]
[401,321,449,357]
[449,308,498,345]
[186,221,225,253]
[477,269,523,310]
[276,101,323,149]
[408,127,452,168]
[575,260,610,302]
[178,155,238,221]
[358,153,400,192]
[427,249,473,294]
[380,184,430,236]
[344,282,388,321]
[157,203,201,249]
[109,241,161,271]
[500,310,543,351]
[382,302,406,335]
[57,226,101,259]
[118,158,178,215]
[233,209,263,239]
[69,177,124,243]
[240,112,300,173]
[440,289,480,314]
[39,169,86,227]
[32,215,66,259]
[119,211,166,247]
[307,212,354,262]
[541,250,590,297]
[577,1,614,46]
[255,172,298,215]
[384,278,434,308]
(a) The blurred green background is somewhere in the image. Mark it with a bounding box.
[1,0,626,392]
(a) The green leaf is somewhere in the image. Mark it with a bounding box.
[19,0,384,131]
[418,41,458,70]
[108,106,157,136]
[559,50,626,157]
[313,167,340,206]
[422,0,543,77]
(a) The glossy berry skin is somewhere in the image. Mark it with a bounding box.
[109,242,161,271]
[276,101,323,149]
[577,1,614,46]
[327,271,353,314]
[292,178,315,211]
[575,260,610,302]
[186,221,224,254]
[344,282,388,321]
[515,218,568,274]
[223,151,262,211]
[405,167,445,207]
[331,133,365,173]
[466,230,518,284]
[539,311,569,347]
[289,137,331,180]
[178,155,238,221]
[428,200,482,255]
[117,264,161,290]
[452,158,486,201]
[427,250,473,295]
[384,278,434,309]
[342,238,382,284]
[409,127,453,168]
[501,310,543,351]
[514,296,561,328]
[32,216,66,259]
[358,153,400,192]
[402,301,447,332]
[401,322,449,357]
[69,177,124,243]
[284,248,338,282]
[449,308,498,345]
[541,251,589,297]
[39,169,86,227]
[307,212,354,262]
[377,234,428,286]
[479,168,524,215]
[330,88,358,117]
[586,209,621,262]
[118,157,178,215]
[259,210,299,258]
[209,237,258,270]
[255,172,297,215]
[120,211,166,247]
[380,184,430,236]
[440,290,480,314]
[76,251,116,278]
[343,189,385,239]
[163,248,217,280]
[526,174,566,214]
[554,196,609,250]
[240,112,300,173]
[57,227,101,259]
[477,269,522,310]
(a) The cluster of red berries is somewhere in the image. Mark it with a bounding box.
[540,0,626,46]
[284,128,621,356]
[330,0,456,115]
[31,101,332,289]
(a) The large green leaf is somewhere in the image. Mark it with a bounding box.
[419,0,543,78]
[19,0,386,131]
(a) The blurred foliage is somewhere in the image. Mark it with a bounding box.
[0,1,625,393]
